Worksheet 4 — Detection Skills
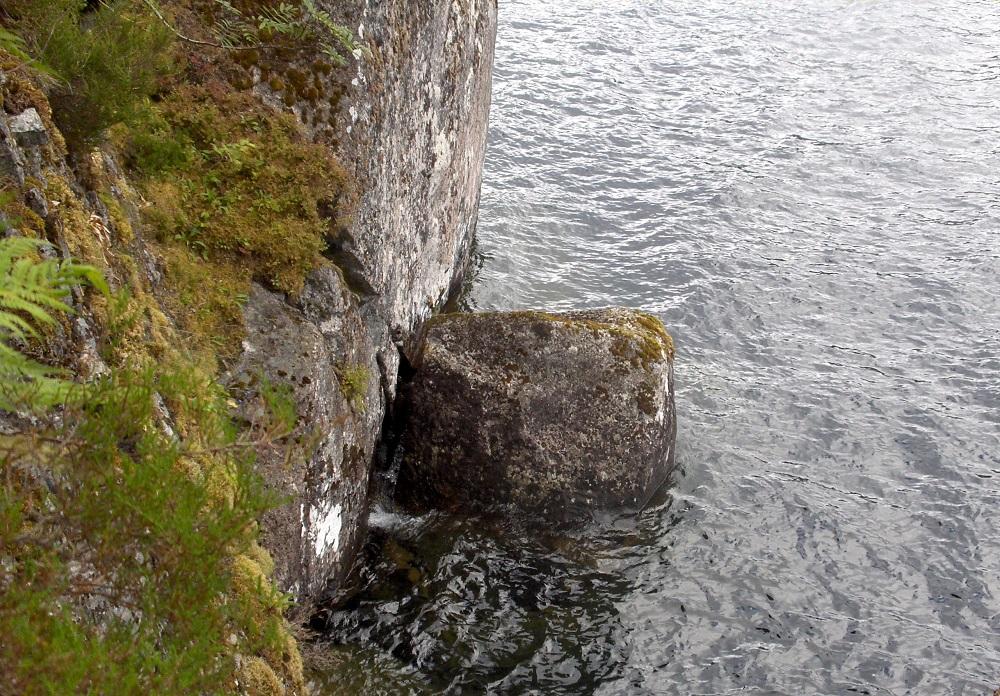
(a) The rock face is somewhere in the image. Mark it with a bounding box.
[0,106,26,185]
[232,0,498,602]
[397,309,677,523]
[229,271,387,602]
[329,0,499,345]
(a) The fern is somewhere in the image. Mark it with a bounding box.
[208,0,359,64]
[302,0,361,65]
[0,27,31,63]
[0,237,108,410]
[0,24,61,81]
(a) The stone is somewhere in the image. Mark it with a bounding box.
[0,113,26,186]
[228,269,387,605]
[397,308,677,524]
[8,108,48,148]
[24,187,48,218]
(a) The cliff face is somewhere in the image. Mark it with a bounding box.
[234,0,498,603]
[340,0,498,343]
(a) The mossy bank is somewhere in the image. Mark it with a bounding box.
[0,0,497,693]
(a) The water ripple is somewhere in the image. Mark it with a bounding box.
[323,0,1000,693]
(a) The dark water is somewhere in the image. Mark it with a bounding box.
[319,1,1000,693]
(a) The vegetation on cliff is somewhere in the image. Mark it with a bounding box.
[0,0,359,692]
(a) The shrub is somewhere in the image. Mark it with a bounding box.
[0,365,293,694]
[1,0,174,147]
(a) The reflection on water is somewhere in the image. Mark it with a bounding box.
[320,0,1000,693]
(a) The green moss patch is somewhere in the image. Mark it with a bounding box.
[125,81,352,297]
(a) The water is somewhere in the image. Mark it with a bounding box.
[319,1,1000,693]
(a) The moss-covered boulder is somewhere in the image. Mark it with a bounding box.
[397,308,677,523]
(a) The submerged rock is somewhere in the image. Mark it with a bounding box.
[398,309,677,523]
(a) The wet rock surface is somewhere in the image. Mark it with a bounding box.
[397,309,677,523]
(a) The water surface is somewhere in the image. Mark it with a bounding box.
[322,1,1000,693]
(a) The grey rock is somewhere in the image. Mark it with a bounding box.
[9,108,48,148]
[398,309,677,524]
[230,268,386,604]
[325,0,498,352]
[25,187,48,218]
[0,114,26,186]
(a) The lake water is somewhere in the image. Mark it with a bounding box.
[319,1,1000,693]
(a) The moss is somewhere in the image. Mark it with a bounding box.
[384,539,415,570]
[429,309,675,368]
[246,541,277,578]
[95,264,174,370]
[336,364,369,411]
[97,192,135,245]
[0,187,45,238]
[239,657,285,696]
[44,175,110,269]
[633,311,675,360]
[231,553,304,694]
[155,243,250,368]
[609,336,636,364]
[127,81,352,296]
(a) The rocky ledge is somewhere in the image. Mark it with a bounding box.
[397,308,677,524]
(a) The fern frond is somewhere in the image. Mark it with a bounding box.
[0,237,108,412]
[0,26,60,80]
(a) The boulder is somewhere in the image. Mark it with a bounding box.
[397,309,677,523]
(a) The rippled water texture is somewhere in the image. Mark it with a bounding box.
[323,1,1000,693]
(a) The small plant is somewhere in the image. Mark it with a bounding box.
[208,137,258,168]
[336,363,369,411]
[209,0,362,65]
[258,373,297,434]
[1,0,174,147]
[0,26,29,63]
